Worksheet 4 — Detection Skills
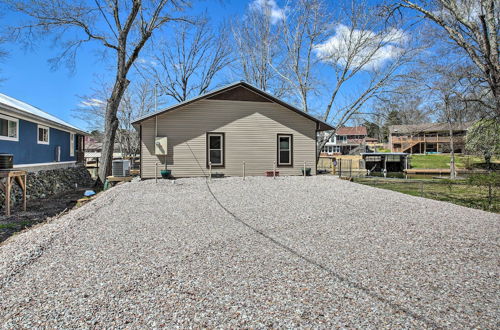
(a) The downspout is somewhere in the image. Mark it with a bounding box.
[315,122,319,174]
[139,125,142,179]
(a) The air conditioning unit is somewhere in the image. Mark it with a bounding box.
[155,137,168,155]
[112,160,130,177]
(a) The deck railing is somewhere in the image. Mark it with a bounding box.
[392,136,465,144]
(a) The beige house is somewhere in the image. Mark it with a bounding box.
[132,82,333,178]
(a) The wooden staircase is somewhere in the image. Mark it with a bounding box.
[400,141,421,153]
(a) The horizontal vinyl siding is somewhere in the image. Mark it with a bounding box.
[0,115,77,164]
[141,100,316,178]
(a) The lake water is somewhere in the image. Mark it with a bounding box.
[342,171,469,180]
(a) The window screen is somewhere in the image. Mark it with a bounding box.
[207,133,224,166]
[277,134,292,165]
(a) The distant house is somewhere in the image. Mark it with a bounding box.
[321,126,368,155]
[389,122,472,154]
[0,93,87,171]
[132,81,333,178]
[84,136,124,160]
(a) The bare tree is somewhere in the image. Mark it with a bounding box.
[315,0,418,158]
[272,0,330,113]
[232,1,286,96]
[145,19,232,102]
[3,0,191,183]
[394,0,500,119]
[0,17,7,82]
[76,80,157,157]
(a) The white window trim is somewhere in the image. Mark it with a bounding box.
[0,113,19,142]
[37,125,50,145]
[277,134,292,166]
[207,133,224,166]
[70,133,75,157]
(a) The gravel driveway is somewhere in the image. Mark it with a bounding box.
[0,176,498,328]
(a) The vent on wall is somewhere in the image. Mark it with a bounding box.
[55,146,61,162]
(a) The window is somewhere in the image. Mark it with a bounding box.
[70,133,75,157]
[337,135,347,143]
[207,133,224,167]
[0,114,18,141]
[38,125,49,144]
[277,134,293,166]
[322,145,339,154]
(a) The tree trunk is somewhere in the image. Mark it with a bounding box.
[98,77,130,183]
[485,153,492,171]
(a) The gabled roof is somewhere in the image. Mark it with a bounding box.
[336,126,367,135]
[389,122,473,134]
[132,81,334,131]
[0,93,87,135]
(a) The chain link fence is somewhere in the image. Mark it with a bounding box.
[353,177,499,213]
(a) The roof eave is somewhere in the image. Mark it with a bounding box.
[132,81,335,131]
[0,103,88,135]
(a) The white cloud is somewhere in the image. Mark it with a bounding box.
[137,57,158,66]
[79,98,105,108]
[314,24,409,71]
[249,0,285,24]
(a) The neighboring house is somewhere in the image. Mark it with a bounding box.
[0,93,87,171]
[389,122,472,154]
[132,81,333,178]
[84,136,124,159]
[321,126,368,155]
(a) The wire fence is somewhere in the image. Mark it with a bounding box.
[317,158,366,178]
[353,177,499,213]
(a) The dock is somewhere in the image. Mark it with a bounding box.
[404,168,487,174]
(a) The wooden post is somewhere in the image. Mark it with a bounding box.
[209,162,212,181]
[339,159,342,178]
[349,159,352,178]
[273,161,276,179]
[155,162,158,183]
[243,161,246,180]
[0,171,27,216]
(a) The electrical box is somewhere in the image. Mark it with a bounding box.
[155,136,168,155]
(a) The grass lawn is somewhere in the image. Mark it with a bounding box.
[354,177,499,213]
[409,154,498,169]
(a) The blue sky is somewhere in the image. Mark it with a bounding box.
[0,0,249,130]
[0,0,415,130]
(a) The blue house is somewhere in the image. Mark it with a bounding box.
[0,93,87,171]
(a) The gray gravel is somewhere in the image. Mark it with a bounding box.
[0,176,498,328]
